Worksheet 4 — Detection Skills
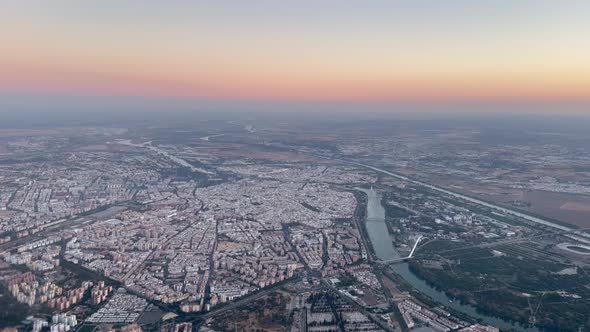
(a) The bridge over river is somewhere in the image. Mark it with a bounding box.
[356,187,540,332]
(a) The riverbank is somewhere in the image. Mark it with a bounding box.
[357,187,542,332]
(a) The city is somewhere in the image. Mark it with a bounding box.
[0,118,589,331]
[2,1,590,331]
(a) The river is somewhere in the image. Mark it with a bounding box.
[357,187,540,332]
[115,139,213,175]
[354,163,570,232]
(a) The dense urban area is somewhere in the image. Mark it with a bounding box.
[0,117,589,332]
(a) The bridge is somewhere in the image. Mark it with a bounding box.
[379,235,423,264]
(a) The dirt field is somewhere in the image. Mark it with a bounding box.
[208,143,321,162]
[0,129,59,137]
[478,189,590,228]
[217,241,244,251]
[209,292,292,332]
[422,175,590,228]
[560,202,590,212]
[0,210,15,217]
[521,191,590,227]
[76,144,111,151]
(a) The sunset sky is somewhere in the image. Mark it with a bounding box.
[1,1,590,105]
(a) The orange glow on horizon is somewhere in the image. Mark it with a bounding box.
[2,2,590,106]
[2,60,589,104]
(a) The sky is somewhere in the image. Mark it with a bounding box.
[1,0,590,109]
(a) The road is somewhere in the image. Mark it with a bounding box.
[0,203,129,252]
[415,227,590,257]
[341,159,573,232]
[122,222,196,282]
[200,275,301,319]
[321,280,395,332]
[116,140,213,175]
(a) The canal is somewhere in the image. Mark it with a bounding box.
[357,187,540,332]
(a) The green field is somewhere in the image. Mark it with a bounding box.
[411,240,590,331]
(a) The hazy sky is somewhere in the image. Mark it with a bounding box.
[1,1,590,105]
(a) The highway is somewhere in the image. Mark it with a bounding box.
[347,160,573,232]
[0,203,129,253]
[414,227,590,257]
[200,275,301,319]
[321,280,395,332]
